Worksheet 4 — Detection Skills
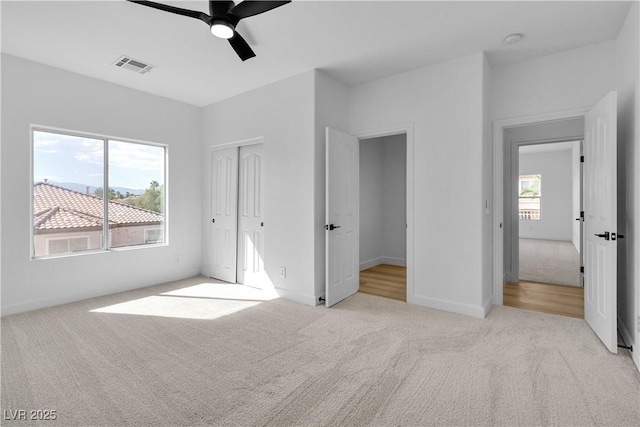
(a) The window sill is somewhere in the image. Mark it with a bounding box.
[31,242,168,261]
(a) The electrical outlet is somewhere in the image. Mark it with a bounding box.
[280,267,286,278]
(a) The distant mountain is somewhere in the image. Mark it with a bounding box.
[47,181,145,196]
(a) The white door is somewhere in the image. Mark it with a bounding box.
[210,147,239,283]
[237,144,266,288]
[325,127,359,307]
[584,91,617,353]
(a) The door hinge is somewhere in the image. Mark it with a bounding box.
[580,211,584,219]
[580,266,584,274]
[580,155,585,163]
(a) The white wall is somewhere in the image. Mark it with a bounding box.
[359,134,406,270]
[481,54,493,308]
[519,149,573,241]
[615,1,640,371]
[0,54,202,315]
[492,41,616,120]
[201,71,318,305]
[350,52,489,317]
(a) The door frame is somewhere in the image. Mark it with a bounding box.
[493,109,589,305]
[353,123,415,303]
[209,136,265,283]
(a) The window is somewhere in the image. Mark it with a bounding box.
[518,174,541,220]
[32,128,166,258]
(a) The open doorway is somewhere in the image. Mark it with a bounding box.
[501,118,586,318]
[517,141,582,287]
[358,134,407,302]
[495,92,619,352]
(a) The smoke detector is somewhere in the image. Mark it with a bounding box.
[503,33,523,45]
[113,56,156,74]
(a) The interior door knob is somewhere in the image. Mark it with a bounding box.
[594,231,610,240]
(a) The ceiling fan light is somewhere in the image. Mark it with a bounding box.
[210,20,234,39]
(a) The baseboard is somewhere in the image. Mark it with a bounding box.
[1,295,80,317]
[360,257,383,271]
[382,257,406,266]
[360,256,406,271]
[1,270,204,317]
[483,296,494,317]
[519,236,572,241]
[411,294,486,318]
[618,315,635,349]
[274,287,318,307]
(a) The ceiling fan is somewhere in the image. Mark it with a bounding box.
[127,1,291,61]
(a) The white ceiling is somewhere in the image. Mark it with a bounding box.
[1,1,632,107]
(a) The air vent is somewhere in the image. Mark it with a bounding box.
[112,56,156,74]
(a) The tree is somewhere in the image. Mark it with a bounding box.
[94,187,125,200]
[123,181,163,213]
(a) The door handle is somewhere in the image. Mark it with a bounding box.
[594,231,610,240]
[324,224,341,231]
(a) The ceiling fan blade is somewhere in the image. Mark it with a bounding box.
[229,1,290,20]
[209,1,235,17]
[228,32,256,61]
[127,1,210,25]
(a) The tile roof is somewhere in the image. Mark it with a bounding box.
[34,183,162,231]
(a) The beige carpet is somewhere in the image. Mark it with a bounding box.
[519,238,581,286]
[2,276,639,426]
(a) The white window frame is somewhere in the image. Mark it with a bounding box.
[30,126,168,259]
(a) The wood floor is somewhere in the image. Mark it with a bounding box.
[359,264,406,302]
[358,265,582,316]
[504,281,584,318]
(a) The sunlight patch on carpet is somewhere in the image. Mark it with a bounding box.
[91,282,277,320]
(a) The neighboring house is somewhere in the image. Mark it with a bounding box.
[33,182,163,256]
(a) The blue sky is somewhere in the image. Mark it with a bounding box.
[34,131,164,190]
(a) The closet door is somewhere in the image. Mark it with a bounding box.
[237,144,266,288]
[210,147,239,283]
